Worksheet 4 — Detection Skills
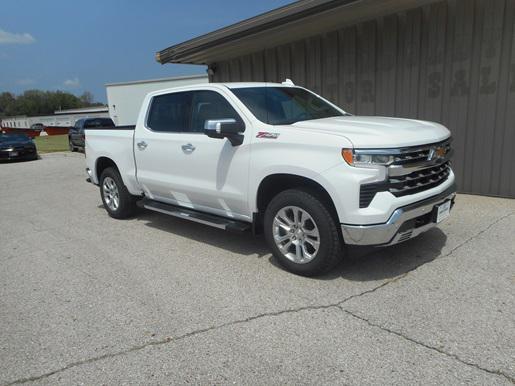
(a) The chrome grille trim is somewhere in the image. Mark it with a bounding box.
[354,138,452,156]
[386,139,452,196]
[387,139,452,177]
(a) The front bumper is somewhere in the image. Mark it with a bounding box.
[0,147,37,161]
[341,184,456,246]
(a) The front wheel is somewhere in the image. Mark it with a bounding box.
[264,189,343,276]
[69,138,76,152]
[99,167,137,219]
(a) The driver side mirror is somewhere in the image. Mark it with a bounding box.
[204,119,245,146]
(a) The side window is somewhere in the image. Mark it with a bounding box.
[147,91,192,132]
[190,90,243,132]
[230,88,268,123]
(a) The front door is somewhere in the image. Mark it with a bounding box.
[134,88,251,221]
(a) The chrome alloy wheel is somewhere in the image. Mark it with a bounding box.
[272,206,321,264]
[102,176,120,211]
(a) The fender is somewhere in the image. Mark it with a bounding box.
[250,165,343,218]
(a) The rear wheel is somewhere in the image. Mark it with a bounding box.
[264,189,343,276]
[99,167,137,219]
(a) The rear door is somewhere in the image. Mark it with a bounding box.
[134,88,251,220]
[133,91,193,200]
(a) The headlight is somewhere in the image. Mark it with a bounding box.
[341,149,394,167]
[1,147,14,152]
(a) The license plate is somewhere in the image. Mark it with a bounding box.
[436,200,451,223]
[10,151,18,157]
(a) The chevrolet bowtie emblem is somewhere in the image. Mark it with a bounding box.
[428,146,446,161]
[436,146,446,158]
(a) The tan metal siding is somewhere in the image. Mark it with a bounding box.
[212,0,515,198]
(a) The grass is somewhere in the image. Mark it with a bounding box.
[34,134,69,153]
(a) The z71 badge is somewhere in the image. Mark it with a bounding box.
[256,132,280,139]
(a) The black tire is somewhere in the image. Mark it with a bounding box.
[99,167,137,219]
[69,138,76,152]
[264,189,343,276]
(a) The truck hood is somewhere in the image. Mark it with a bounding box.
[291,116,450,148]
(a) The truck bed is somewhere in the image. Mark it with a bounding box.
[85,125,135,131]
[85,126,141,195]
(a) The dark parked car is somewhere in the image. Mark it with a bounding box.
[69,118,114,152]
[30,123,45,132]
[0,132,38,161]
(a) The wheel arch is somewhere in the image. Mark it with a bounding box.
[95,156,119,182]
[254,173,340,233]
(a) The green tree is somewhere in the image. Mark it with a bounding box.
[0,89,104,118]
[0,92,16,117]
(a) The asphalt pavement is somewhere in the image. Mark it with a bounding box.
[1,152,514,385]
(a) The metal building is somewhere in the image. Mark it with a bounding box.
[156,0,515,198]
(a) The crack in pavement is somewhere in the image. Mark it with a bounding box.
[341,308,515,383]
[1,302,348,385]
[437,211,515,260]
[0,282,406,386]
[4,212,514,385]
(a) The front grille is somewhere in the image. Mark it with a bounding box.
[389,161,451,197]
[359,139,452,208]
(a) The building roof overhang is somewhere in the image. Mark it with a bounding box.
[156,0,436,65]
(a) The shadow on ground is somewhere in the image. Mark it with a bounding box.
[138,210,269,257]
[326,228,447,281]
[136,209,447,282]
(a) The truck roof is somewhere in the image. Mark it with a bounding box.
[221,82,296,89]
[143,81,300,99]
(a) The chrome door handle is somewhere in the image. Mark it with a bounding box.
[181,143,196,152]
[137,141,147,150]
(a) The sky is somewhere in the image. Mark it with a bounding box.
[0,0,293,103]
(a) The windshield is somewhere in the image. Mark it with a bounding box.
[230,86,345,125]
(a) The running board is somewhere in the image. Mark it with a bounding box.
[138,198,251,232]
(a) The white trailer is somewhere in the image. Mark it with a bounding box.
[105,74,208,126]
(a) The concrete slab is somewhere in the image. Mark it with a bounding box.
[0,153,513,385]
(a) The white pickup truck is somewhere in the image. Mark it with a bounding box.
[85,81,455,276]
